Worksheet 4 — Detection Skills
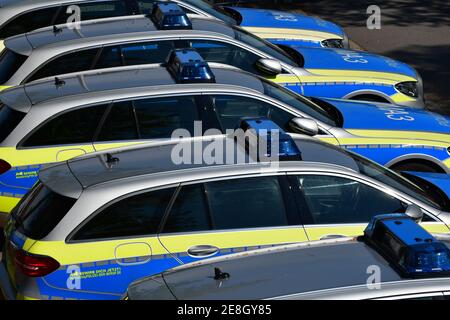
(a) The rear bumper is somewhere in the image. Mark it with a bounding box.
[0,261,16,300]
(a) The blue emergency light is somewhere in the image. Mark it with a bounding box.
[239,118,302,161]
[364,213,450,278]
[150,1,192,30]
[166,49,216,83]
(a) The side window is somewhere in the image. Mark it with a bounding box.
[55,1,128,24]
[135,1,196,14]
[73,187,176,241]
[186,40,260,73]
[297,175,406,224]
[0,7,59,38]
[27,48,99,83]
[211,95,294,131]
[22,104,107,147]
[162,184,211,234]
[121,41,175,66]
[134,96,200,139]
[162,176,291,234]
[207,176,289,230]
[94,46,123,69]
[97,101,138,142]
[135,0,157,13]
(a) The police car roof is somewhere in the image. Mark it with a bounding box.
[127,238,450,300]
[39,134,360,199]
[0,64,263,113]
[5,14,234,55]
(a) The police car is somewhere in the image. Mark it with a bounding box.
[0,0,348,50]
[126,214,450,300]
[0,51,448,216]
[0,2,422,108]
[1,119,450,300]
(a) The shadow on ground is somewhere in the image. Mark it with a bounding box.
[247,0,450,27]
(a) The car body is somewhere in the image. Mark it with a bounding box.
[0,9,423,107]
[1,128,450,300]
[125,226,450,300]
[0,0,348,49]
[0,58,447,216]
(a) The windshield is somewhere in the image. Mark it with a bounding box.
[0,49,27,84]
[261,79,337,127]
[233,26,299,67]
[350,152,442,210]
[182,0,238,25]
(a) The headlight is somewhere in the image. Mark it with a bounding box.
[395,81,419,98]
[321,39,344,48]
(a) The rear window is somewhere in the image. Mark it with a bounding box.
[14,182,76,240]
[0,103,26,143]
[0,49,27,84]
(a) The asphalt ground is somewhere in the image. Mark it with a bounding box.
[247,0,450,116]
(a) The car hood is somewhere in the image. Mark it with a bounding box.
[231,7,344,37]
[321,98,450,136]
[404,171,450,200]
[291,46,417,78]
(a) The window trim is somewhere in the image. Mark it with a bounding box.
[66,183,179,244]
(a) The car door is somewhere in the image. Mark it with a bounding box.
[92,95,207,152]
[157,175,308,264]
[289,173,447,240]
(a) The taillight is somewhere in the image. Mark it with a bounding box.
[10,243,60,277]
[0,159,11,175]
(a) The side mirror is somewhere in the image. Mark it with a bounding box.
[405,203,424,222]
[288,117,319,136]
[256,58,282,76]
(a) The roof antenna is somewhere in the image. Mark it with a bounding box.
[54,77,66,88]
[214,268,230,280]
[53,25,62,34]
[106,153,120,166]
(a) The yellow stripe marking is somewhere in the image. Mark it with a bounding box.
[306,69,416,83]
[345,130,450,145]
[243,26,342,42]
[0,196,20,214]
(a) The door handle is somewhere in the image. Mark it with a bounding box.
[320,234,347,240]
[187,245,219,258]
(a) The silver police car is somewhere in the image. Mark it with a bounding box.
[126,215,450,300]
[0,3,423,108]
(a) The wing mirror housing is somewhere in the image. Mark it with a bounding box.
[405,203,424,222]
[256,58,282,76]
[288,117,319,136]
